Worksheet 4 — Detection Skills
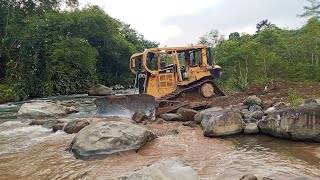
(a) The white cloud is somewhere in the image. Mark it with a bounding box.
[79,0,222,44]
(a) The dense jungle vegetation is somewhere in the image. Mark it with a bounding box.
[0,0,319,102]
[0,0,158,102]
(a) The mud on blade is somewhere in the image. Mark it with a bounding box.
[94,94,155,118]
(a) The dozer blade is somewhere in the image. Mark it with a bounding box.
[94,94,156,118]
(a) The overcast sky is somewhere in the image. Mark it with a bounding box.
[80,0,309,46]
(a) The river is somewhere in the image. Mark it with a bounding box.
[0,95,320,180]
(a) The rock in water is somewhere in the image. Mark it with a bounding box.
[202,109,244,137]
[132,111,147,123]
[69,121,156,158]
[258,104,320,142]
[64,120,90,134]
[244,123,259,134]
[194,107,223,124]
[29,119,47,126]
[19,101,77,117]
[119,157,200,180]
[52,123,66,133]
[88,84,115,96]
[177,108,198,121]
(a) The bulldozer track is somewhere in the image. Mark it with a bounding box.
[158,79,225,101]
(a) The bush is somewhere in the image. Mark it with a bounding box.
[288,88,304,106]
[0,84,19,103]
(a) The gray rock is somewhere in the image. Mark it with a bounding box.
[244,123,259,134]
[241,109,251,119]
[88,84,115,96]
[258,104,320,142]
[160,113,183,121]
[132,111,147,123]
[265,107,277,114]
[239,174,258,180]
[177,108,198,121]
[64,120,90,134]
[19,101,77,117]
[70,121,156,158]
[249,104,263,112]
[194,107,223,124]
[251,110,264,120]
[244,118,258,123]
[304,99,318,105]
[244,95,262,106]
[119,157,200,180]
[202,109,244,137]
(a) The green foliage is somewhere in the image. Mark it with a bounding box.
[0,84,19,103]
[288,89,304,106]
[210,18,320,92]
[299,0,320,18]
[0,2,159,101]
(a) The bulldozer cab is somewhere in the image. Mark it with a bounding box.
[130,46,222,98]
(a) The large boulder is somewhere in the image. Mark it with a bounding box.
[202,109,244,137]
[177,108,198,121]
[88,84,115,96]
[258,104,320,142]
[18,101,78,117]
[69,121,156,158]
[194,107,223,124]
[64,120,90,134]
[119,157,200,180]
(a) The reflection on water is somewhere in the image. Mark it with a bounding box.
[0,95,320,179]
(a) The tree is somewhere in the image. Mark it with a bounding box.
[198,29,225,47]
[229,32,240,41]
[299,0,320,18]
[256,19,277,33]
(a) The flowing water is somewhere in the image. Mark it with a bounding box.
[0,94,320,180]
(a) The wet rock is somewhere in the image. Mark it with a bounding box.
[251,110,264,120]
[182,121,197,128]
[19,101,77,117]
[132,111,147,123]
[29,119,47,126]
[304,99,318,105]
[244,123,259,134]
[70,121,156,158]
[64,120,90,134]
[244,95,262,106]
[202,109,244,137]
[160,113,183,121]
[42,119,65,129]
[65,106,79,114]
[245,117,258,123]
[119,157,200,180]
[194,107,223,124]
[61,100,79,107]
[249,104,263,112]
[261,178,273,180]
[265,107,277,114]
[258,104,320,142]
[52,123,66,133]
[177,108,198,121]
[207,96,231,108]
[239,174,258,180]
[88,84,115,96]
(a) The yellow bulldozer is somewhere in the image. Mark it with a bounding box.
[95,46,225,117]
